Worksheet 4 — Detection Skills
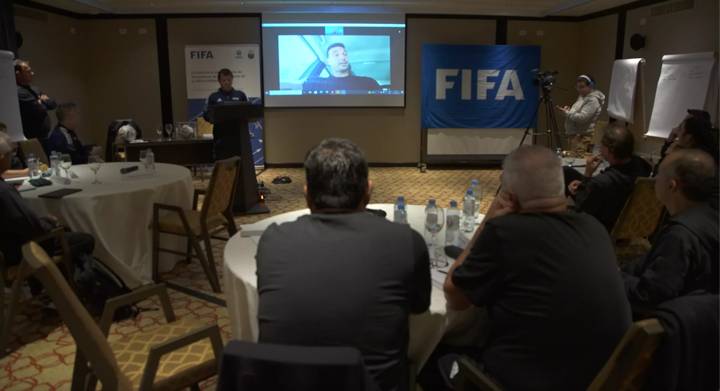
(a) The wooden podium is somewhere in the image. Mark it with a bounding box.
[210,102,269,215]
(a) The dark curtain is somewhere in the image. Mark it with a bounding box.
[0,0,17,55]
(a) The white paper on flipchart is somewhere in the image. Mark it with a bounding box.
[607,58,644,123]
[646,52,716,139]
[0,51,24,142]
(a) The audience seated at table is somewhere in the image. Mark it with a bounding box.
[565,124,652,230]
[45,102,91,165]
[622,149,718,308]
[439,145,631,391]
[255,138,431,391]
[0,132,94,273]
[0,122,29,179]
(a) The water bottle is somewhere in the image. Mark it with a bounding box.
[462,189,475,232]
[49,151,60,177]
[425,199,439,237]
[393,196,407,224]
[470,179,481,220]
[445,200,461,247]
[146,149,155,172]
[26,153,40,179]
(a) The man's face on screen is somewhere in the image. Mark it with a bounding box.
[326,46,350,77]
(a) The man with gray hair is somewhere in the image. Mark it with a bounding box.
[256,138,430,391]
[441,145,631,390]
[46,102,90,164]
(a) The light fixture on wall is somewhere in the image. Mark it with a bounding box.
[630,34,646,51]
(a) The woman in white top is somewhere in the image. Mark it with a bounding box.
[556,74,605,156]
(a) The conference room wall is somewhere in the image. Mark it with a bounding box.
[624,0,720,155]
[167,17,261,124]
[13,7,89,141]
[82,19,161,147]
[578,14,617,124]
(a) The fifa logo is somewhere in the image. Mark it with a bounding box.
[190,50,214,59]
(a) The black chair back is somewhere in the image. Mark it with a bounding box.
[217,341,378,391]
[105,119,143,161]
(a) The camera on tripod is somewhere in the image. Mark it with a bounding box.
[532,69,559,91]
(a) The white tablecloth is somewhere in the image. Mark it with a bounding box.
[223,203,487,371]
[21,162,193,288]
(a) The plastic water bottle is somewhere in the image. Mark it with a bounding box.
[49,151,60,176]
[146,149,155,172]
[26,153,40,179]
[470,179,481,220]
[445,200,461,247]
[462,189,475,232]
[393,196,407,224]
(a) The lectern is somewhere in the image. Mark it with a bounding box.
[210,102,268,215]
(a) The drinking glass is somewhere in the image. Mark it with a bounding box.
[155,127,164,141]
[425,207,445,268]
[89,155,102,184]
[60,154,72,183]
[139,149,148,168]
[164,123,173,140]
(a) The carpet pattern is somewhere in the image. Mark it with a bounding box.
[0,167,500,390]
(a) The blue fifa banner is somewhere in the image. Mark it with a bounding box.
[422,45,540,129]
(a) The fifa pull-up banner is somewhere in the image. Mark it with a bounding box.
[422,45,541,129]
[185,44,265,166]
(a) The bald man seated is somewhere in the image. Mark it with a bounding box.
[623,149,718,307]
[442,146,631,390]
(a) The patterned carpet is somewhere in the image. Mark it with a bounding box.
[0,167,500,390]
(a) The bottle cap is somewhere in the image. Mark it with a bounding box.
[449,200,457,208]
[471,179,479,185]
[466,189,473,195]
[397,195,405,203]
[428,199,436,206]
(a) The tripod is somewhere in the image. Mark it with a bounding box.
[518,86,564,151]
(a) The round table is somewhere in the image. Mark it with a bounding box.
[223,203,487,372]
[21,162,193,288]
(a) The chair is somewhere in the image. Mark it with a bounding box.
[17,138,49,165]
[610,178,665,261]
[152,157,241,293]
[453,319,665,391]
[217,340,378,391]
[0,228,75,356]
[19,241,224,391]
[106,119,143,162]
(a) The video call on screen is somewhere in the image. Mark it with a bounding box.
[262,15,406,107]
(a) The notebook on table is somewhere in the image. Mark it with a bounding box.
[38,188,83,199]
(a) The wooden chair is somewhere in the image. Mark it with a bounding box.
[17,138,49,165]
[611,178,665,261]
[0,228,75,356]
[19,241,224,391]
[152,157,241,293]
[453,319,664,391]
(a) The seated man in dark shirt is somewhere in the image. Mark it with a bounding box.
[46,102,90,165]
[443,145,631,390]
[565,124,652,230]
[623,149,718,308]
[256,138,431,391]
[302,42,381,93]
[0,132,94,268]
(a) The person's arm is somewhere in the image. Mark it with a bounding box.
[566,96,601,123]
[409,229,431,314]
[1,169,29,179]
[444,195,515,310]
[622,227,693,306]
[40,93,57,110]
[0,189,53,241]
[572,174,610,216]
[45,131,68,155]
[202,95,214,123]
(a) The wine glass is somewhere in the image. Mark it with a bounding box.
[425,207,445,268]
[164,124,173,140]
[60,154,72,183]
[139,149,148,167]
[155,127,163,141]
[89,155,102,184]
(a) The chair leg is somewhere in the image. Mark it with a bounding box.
[185,238,193,264]
[202,232,221,293]
[190,236,221,293]
[152,217,161,283]
[224,212,238,236]
[0,277,24,356]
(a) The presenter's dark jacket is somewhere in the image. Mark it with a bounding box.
[202,88,248,123]
[17,84,56,140]
[46,125,88,165]
[623,204,718,307]
[302,75,381,93]
[451,211,631,391]
[573,155,652,231]
[256,211,431,391]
